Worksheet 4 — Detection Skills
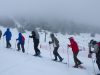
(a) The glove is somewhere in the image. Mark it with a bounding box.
[88,53,92,58]
[90,51,93,53]
[49,41,51,44]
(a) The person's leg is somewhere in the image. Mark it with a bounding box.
[6,40,9,48]
[8,40,11,48]
[73,53,78,67]
[75,51,82,65]
[96,56,100,71]
[53,47,58,61]
[0,35,1,39]
[55,46,63,61]
[21,44,25,53]
[34,40,40,56]
[17,42,21,51]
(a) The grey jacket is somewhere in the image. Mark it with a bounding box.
[51,37,59,47]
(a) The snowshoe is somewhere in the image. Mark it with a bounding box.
[73,65,78,68]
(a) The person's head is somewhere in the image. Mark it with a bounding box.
[50,33,54,38]
[7,28,10,31]
[89,39,94,44]
[92,41,97,45]
[31,31,35,35]
[19,33,22,36]
[91,40,97,48]
[68,37,74,42]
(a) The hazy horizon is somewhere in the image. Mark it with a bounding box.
[0,0,100,27]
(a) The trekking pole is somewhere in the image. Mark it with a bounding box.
[49,44,52,59]
[91,57,96,75]
[27,38,30,54]
[67,46,69,68]
[15,40,17,49]
[3,36,5,47]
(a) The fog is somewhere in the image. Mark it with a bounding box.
[0,0,100,33]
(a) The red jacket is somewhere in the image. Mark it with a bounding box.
[68,38,79,53]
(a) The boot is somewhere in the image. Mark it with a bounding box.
[73,65,78,68]
[52,59,57,61]
[59,58,64,62]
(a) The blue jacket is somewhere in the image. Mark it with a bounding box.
[3,28,12,41]
[16,33,25,45]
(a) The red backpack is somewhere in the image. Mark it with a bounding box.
[22,35,25,42]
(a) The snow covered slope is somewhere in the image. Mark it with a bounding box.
[0,26,100,75]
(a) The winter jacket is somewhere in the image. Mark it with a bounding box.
[3,28,12,41]
[29,30,39,43]
[68,38,79,53]
[50,36,59,47]
[16,33,25,45]
[92,43,100,58]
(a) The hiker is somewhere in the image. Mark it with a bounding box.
[88,40,100,71]
[3,28,12,48]
[49,33,63,62]
[68,37,82,68]
[29,30,41,56]
[16,33,25,53]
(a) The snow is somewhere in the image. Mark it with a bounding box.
[0,26,100,75]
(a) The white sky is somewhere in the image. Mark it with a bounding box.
[0,0,100,26]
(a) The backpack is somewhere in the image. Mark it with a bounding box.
[97,42,100,55]
[97,42,100,46]
[22,35,25,42]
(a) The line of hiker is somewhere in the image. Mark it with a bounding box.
[0,28,100,72]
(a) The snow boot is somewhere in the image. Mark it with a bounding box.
[73,65,78,68]
[52,59,57,61]
[59,58,64,62]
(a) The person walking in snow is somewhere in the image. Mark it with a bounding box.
[88,40,100,72]
[29,30,41,56]
[3,28,12,48]
[68,37,82,68]
[0,29,2,39]
[16,33,25,53]
[49,33,63,62]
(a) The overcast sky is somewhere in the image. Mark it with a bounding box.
[0,0,100,26]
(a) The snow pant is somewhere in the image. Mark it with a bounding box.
[17,42,25,53]
[34,39,40,55]
[6,40,11,48]
[96,54,100,70]
[0,35,1,39]
[53,46,62,60]
[73,51,82,66]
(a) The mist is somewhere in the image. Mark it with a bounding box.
[0,0,100,33]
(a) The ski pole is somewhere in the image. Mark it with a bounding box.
[3,36,5,47]
[15,40,17,49]
[67,46,69,68]
[49,44,52,59]
[91,57,96,75]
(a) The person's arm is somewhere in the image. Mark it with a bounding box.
[68,44,72,48]
[16,36,19,41]
[29,35,33,38]
[3,32,6,36]
[93,44,99,53]
[49,38,54,44]
[88,43,92,53]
